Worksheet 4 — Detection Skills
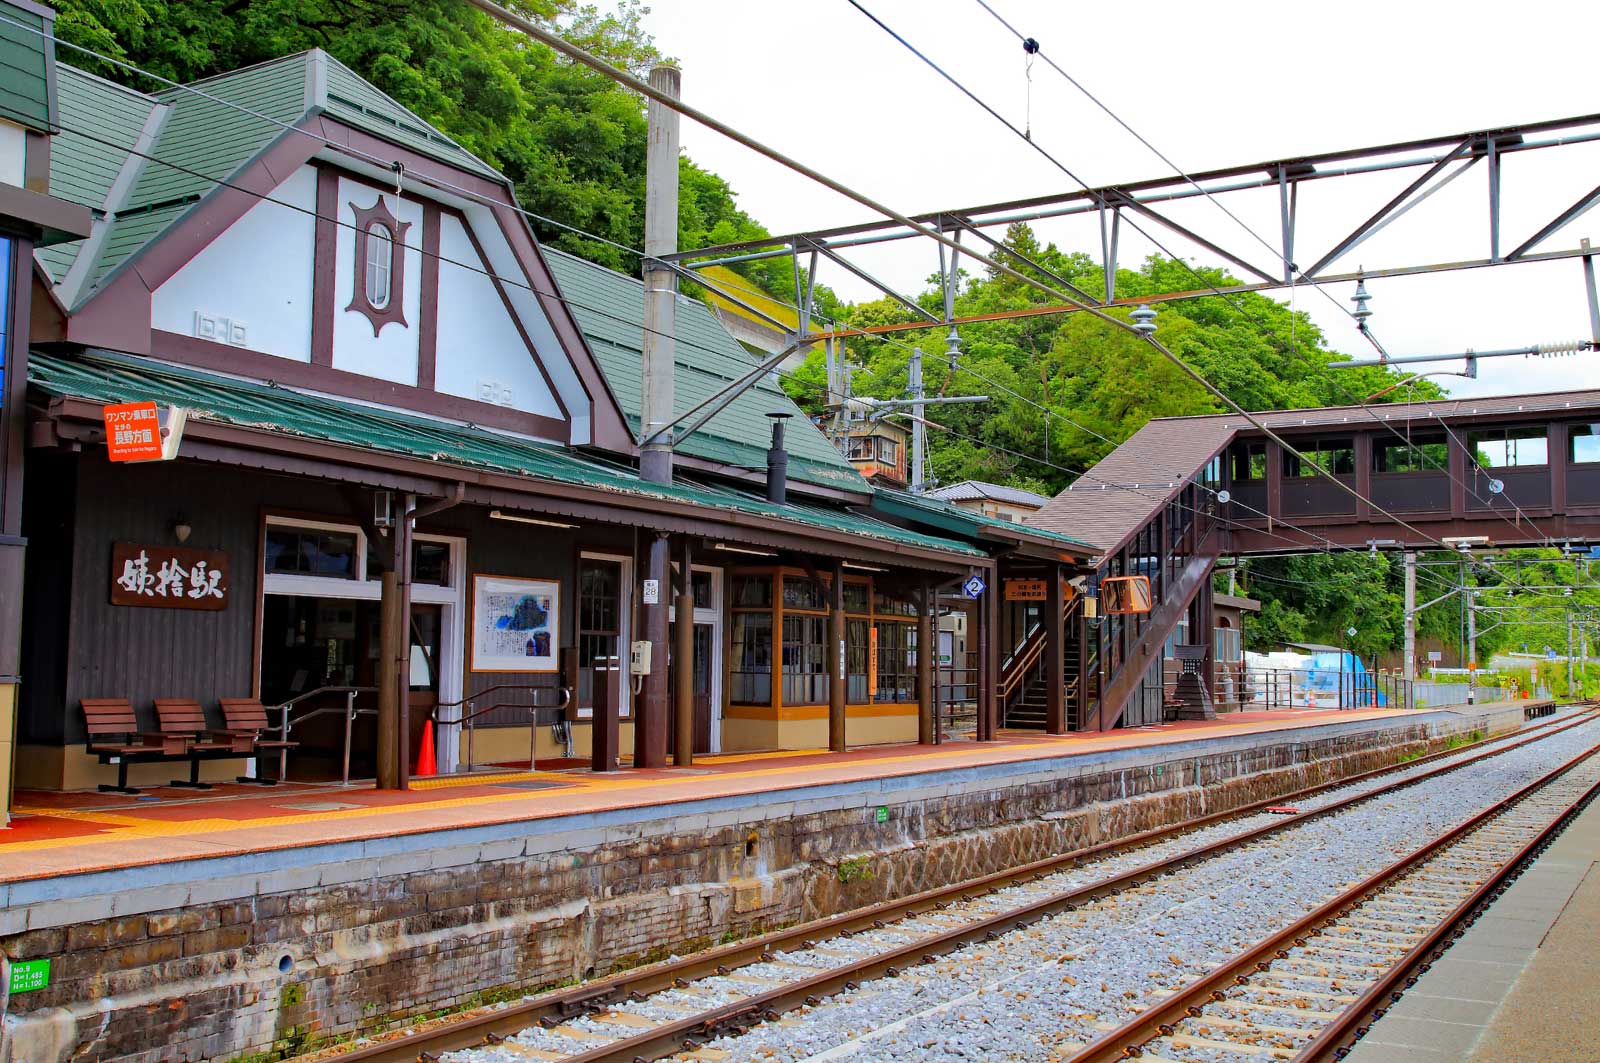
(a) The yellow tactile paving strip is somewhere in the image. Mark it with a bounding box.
[0,707,1453,882]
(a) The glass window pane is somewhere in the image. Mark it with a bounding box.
[783,576,825,611]
[732,573,772,608]
[365,224,392,309]
[308,532,358,578]
[1571,426,1600,464]
[691,570,713,609]
[412,541,450,586]
[843,580,870,614]
[731,613,772,705]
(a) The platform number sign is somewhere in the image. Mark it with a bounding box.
[962,574,986,599]
[9,958,49,994]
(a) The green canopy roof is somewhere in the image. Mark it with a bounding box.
[29,349,984,561]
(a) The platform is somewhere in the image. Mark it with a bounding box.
[0,703,1518,888]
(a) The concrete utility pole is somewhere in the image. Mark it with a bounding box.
[637,63,679,770]
[1403,551,1417,682]
[639,62,680,486]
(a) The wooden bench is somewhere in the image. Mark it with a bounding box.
[82,698,190,795]
[220,698,297,784]
[153,699,248,790]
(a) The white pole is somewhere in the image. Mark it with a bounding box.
[1403,551,1417,682]
[639,63,681,485]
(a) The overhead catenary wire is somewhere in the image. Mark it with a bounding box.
[15,0,1467,534]
[17,14,1540,565]
[17,88,1362,561]
[959,0,1550,544]
[846,0,1546,551]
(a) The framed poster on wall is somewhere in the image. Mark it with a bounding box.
[470,574,560,672]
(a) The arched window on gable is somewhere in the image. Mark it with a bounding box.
[365,222,393,309]
[347,195,411,335]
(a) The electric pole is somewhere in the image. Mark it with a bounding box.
[636,62,679,769]
[639,62,680,485]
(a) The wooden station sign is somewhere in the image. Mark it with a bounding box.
[110,542,230,610]
[1004,578,1048,601]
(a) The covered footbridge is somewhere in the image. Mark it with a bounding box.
[1021,388,1600,732]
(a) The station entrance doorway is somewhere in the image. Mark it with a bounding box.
[258,597,443,780]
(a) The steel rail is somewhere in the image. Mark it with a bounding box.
[1063,737,1600,1063]
[316,708,1589,1063]
[1297,769,1600,1061]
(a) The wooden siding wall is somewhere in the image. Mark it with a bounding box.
[21,456,622,745]
[34,456,273,745]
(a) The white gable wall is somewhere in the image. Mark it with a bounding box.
[464,203,592,444]
[434,213,562,420]
[151,164,317,361]
[332,178,423,386]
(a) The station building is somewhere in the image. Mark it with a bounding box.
[4,44,1095,812]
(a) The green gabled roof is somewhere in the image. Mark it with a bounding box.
[34,65,159,285]
[872,487,1096,555]
[0,0,56,134]
[543,248,865,493]
[318,51,500,181]
[28,350,983,560]
[43,50,506,300]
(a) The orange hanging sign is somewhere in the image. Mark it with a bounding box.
[102,402,163,462]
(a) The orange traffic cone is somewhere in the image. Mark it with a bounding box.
[415,719,436,777]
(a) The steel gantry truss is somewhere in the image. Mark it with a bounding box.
[662,112,1600,348]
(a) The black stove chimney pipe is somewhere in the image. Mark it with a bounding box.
[766,411,792,505]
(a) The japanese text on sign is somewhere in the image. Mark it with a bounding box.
[1004,579,1047,601]
[102,402,163,462]
[110,543,230,610]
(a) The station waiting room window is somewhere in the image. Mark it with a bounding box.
[1569,424,1600,464]
[1469,426,1547,467]
[1283,438,1355,477]
[1231,441,1268,481]
[1374,433,1449,473]
[264,526,361,578]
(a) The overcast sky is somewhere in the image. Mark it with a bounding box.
[638,0,1600,400]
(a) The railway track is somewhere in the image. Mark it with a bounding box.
[321,709,1594,1063]
[1064,735,1600,1063]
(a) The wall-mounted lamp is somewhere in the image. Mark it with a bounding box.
[172,517,192,544]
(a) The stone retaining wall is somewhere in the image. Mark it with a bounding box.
[0,709,1522,1063]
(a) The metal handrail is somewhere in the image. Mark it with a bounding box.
[270,685,378,786]
[431,686,572,774]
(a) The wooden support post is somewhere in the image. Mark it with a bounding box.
[1045,565,1065,734]
[395,507,414,789]
[673,537,695,766]
[592,664,619,772]
[917,581,934,745]
[376,570,400,789]
[636,532,670,768]
[829,559,847,753]
[979,571,998,742]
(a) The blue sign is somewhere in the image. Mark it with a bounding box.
[1546,646,1558,659]
[962,575,986,598]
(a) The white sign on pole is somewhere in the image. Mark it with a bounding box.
[642,579,660,605]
